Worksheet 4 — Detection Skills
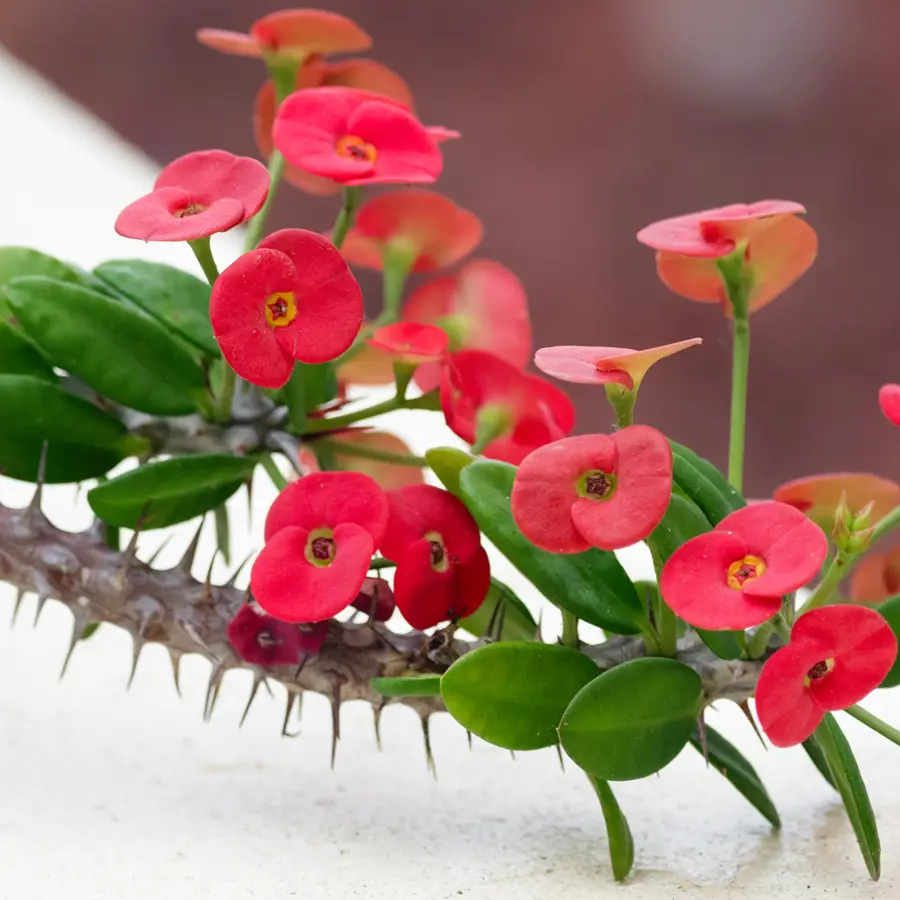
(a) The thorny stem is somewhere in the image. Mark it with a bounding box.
[318,439,427,468]
[301,390,441,434]
[330,186,362,251]
[844,705,900,748]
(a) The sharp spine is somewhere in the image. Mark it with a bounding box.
[421,713,436,779]
[127,638,144,689]
[177,518,206,574]
[330,684,342,769]
[203,661,225,721]
[27,441,49,523]
[33,595,48,626]
[239,672,267,728]
[11,589,25,626]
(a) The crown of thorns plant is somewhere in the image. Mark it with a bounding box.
[2,6,900,884]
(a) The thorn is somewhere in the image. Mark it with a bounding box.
[33,595,48,627]
[373,699,387,751]
[239,672,266,728]
[696,712,709,764]
[169,651,183,697]
[203,661,225,721]
[281,692,301,738]
[485,592,503,642]
[492,602,508,643]
[177,517,206,574]
[330,683,342,769]
[11,589,25,626]
[27,441,49,523]
[203,550,220,602]
[555,744,566,772]
[738,699,768,750]
[421,713,436,779]
[224,550,255,587]
[127,637,145,689]
[509,750,517,762]
[116,506,149,586]
[145,535,173,567]
[245,477,253,529]
[466,730,473,751]
[534,610,544,643]
[60,619,86,680]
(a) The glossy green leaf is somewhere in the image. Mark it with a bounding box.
[371,675,442,697]
[7,277,206,415]
[559,657,703,781]
[648,493,711,566]
[93,259,219,357]
[589,777,635,881]
[811,713,880,880]
[670,444,745,527]
[690,724,780,827]
[88,455,257,529]
[670,440,746,516]
[458,577,537,642]
[426,445,475,497]
[0,322,57,381]
[695,628,745,660]
[0,436,125,484]
[441,642,600,750]
[457,461,648,635]
[802,735,837,790]
[876,596,900,688]
[0,247,83,323]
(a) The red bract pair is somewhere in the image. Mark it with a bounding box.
[115,150,269,243]
[250,471,389,623]
[756,605,897,747]
[637,200,818,315]
[382,485,490,630]
[511,426,672,552]
[209,229,362,388]
[227,603,329,667]
[274,88,450,187]
[440,350,575,465]
[774,472,900,531]
[660,502,828,630]
[367,322,449,365]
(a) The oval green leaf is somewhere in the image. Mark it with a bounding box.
[457,577,537,642]
[559,657,703,781]
[457,460,648,635]
[589,777,635,881]
[7,277,206,415]
[876,595,900,688]
[0,322,57,381]
[371,675,442,698]
[426,445,475,497]
[88,454,257,529]
[441,642,600,750]
[670,440,746,515]
[0,247,84,323]
[93,259,219,357]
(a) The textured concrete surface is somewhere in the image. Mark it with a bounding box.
[1,48,899,900]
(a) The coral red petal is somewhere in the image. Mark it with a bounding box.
[533,346,635,389]
[879,384,900,427]
[321,58,413,108]
[250,9,371,58]
[743,214,818,313]
[774,473,900,529]
[367,321,448,363]
[655,252,724,304]
[755,642,825,747]
[328,430,425,491]
[196,28,262,57]
[115,189,245,243]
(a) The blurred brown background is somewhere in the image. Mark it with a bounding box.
[2,0,898,496]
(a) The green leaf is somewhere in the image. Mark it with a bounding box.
[7,277,206,415]
[0,247,84,323]
[690,724,780,828]
[876,596,900,688]
[0,436,125,484]
[88,455,257,529]
[80,622,101,641]
[458,577,537,642]
[371,675,442,697]
[0,322,58,381]
[802,735,837,790]
[648,493,712,566]
[695,628,745,660]
[426,445,475,497]
[93,259,220,357]
[457,460,648,635]
[559,657,703,781]
[284,361,339,428]
[441,642,600,750]
[670,442,745,526]
[589,777,635,881]
[811,713,880,880]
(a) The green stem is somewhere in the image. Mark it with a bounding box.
[368,558,398,571]
[243,152,286,252]
[798,552,852,615]
[605,386,636,429]
[302,390,440,434]
[844,705,900,748]
[561,611,580,648]
[213,365,236,423]
[375,256,412,327]
[330,186,362,250]
[727,313,750,493]
[188,238,220,286]
[656,601,678,657]
[319,439,427,468]
[870,503,900,545]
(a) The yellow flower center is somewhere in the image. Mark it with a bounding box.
[265,291,297,328]
[726,554,766,589]
[335,134,378,163]
[804,657,835,687]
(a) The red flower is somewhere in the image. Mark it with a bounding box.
[511,426,672,553]
[637,201,818,315]
[197,9,371,61]
[879,384,900,427]
[273,87,447,186]
[227,603,301,667]
[755,605,898,747]
[774,473,900,532]
[350,576,396,622]
[534,339,702,391]
[381,484,490,629]
[440,350,575,465]
[660,502,828,630]
[115,150,269,243]
[403,260,532,392]
[338,191,483,272]
[849,546,900,604]
[254,57,414,197]
[250,471,388,623]
[367,322,448,364]
[209,228,362,388]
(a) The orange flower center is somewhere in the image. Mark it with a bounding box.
[336,134,378,163]
[726,555,766,589]
[425,530,449,572]
[804,657,835,687]
[174,203,206,218]
[265,291,297,328]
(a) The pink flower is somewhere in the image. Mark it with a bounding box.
[879,384,900,427]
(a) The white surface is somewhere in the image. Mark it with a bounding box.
[1,49,899,899]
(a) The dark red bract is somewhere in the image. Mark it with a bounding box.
[367,321,448,364]
[755,605,898,747]
[227,603,302,667]
[115,150,269,243]
[660,501,828,630]
[350,576,396,622]
[511,427,672,553]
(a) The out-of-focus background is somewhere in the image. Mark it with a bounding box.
[1,0,897,496]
